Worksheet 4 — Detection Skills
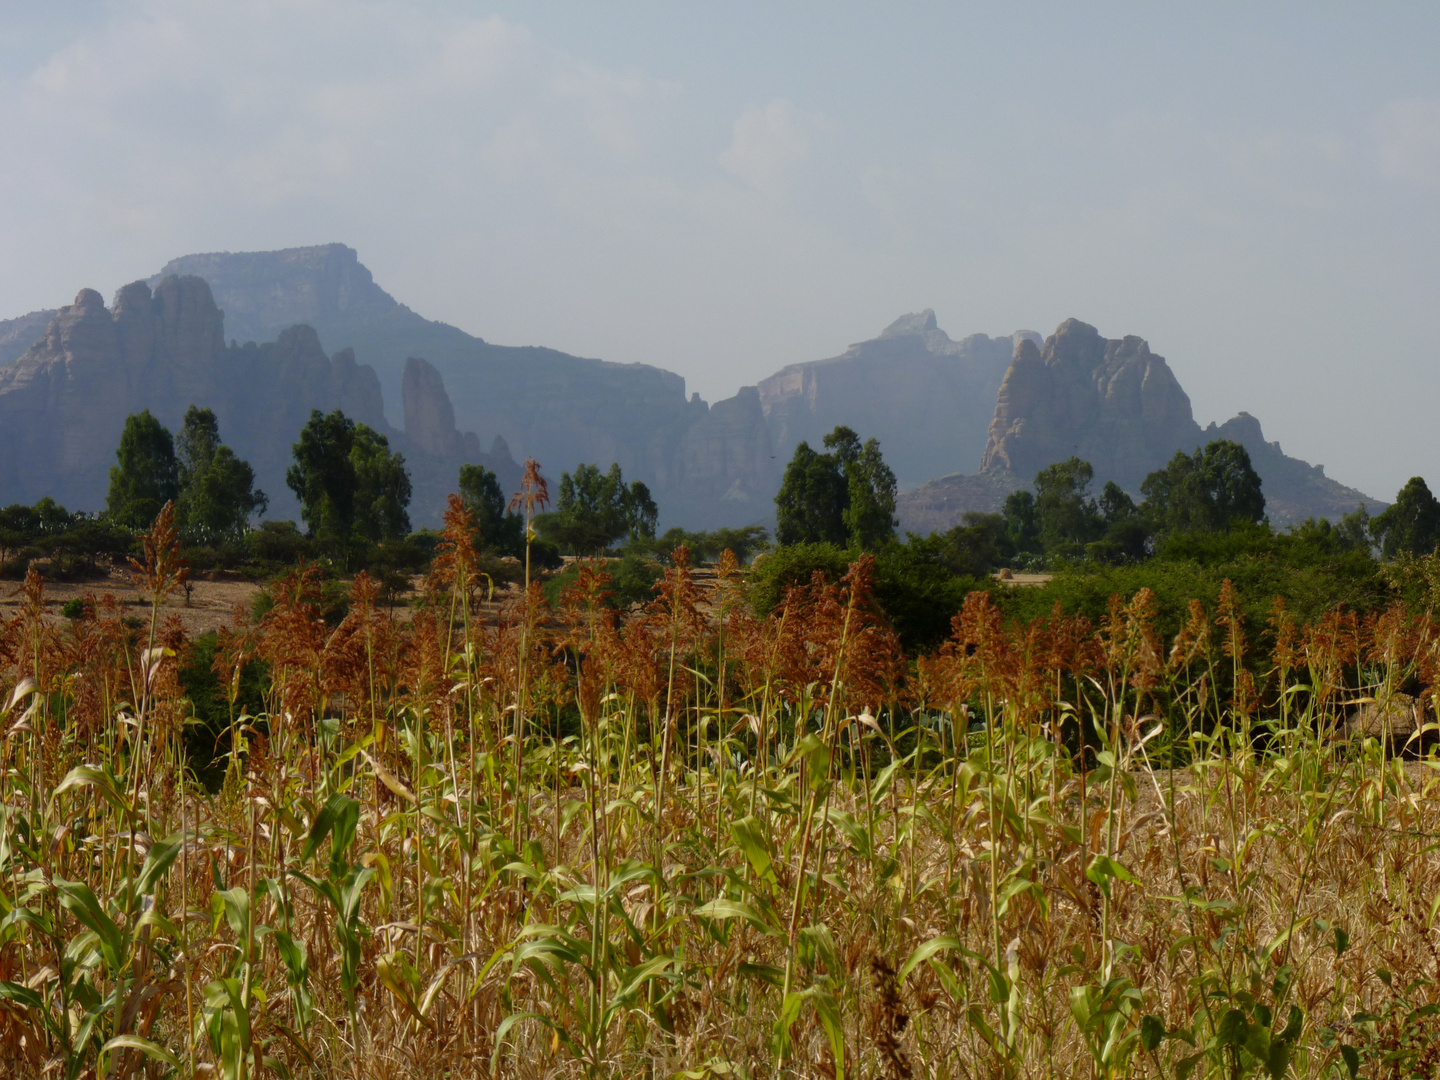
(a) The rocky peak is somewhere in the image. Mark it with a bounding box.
[403,356,469,459]
[980,319,1200,489]
[879,309,939,339]
[44,288,119,364]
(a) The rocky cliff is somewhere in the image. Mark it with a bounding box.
[0,309,58,367]
[149,244,774,528]
[897,319,1384,532]
[979,319,1201,491]
[0,276,511,525]
[0,246,1385,535]
[759,311,1030,489]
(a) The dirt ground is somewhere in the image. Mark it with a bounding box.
[994,570,1054,587]
[0,568,264,636]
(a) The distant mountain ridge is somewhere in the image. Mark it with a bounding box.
[0,277,516,524]
[0,244,1385,532]
[758,311,1035,489]
[897,319,1384,532]
[149,244,775,528]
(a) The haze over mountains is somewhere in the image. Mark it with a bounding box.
[0,243,1384,532]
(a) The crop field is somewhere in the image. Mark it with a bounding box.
[2,501,1440,1079]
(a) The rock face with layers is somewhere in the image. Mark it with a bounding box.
[980,319,1201,491]
[0,245,1387,533]
[150,244,775,528]
[0,276,501,523]
[898,319,1385,533]
[759,310,1030,489]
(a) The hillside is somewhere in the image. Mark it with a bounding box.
[898,319,1384,532]
[0,247,1385,533]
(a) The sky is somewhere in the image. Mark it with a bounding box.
[1,2,1438,500]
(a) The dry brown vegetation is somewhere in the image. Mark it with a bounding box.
[2,498,1440,1079]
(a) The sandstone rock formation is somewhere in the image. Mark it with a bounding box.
[149,244,775,528]
[2,245,1385,535]
[403,356,480,461]
[897,320,1385,533]
[0,308,59,367]
[1200,412,1382,524]
[0,278,389,518]
[758,311,1031,489]
[980,319,1201,491]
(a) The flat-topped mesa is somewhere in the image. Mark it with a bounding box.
[980,318,1200,490]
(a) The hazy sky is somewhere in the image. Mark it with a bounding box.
[2,3,1438,499]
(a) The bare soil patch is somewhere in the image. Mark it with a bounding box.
[0,568,263,636]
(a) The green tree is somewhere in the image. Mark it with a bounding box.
[1369,477,1440,558]
[824,425,897,550]
[351,425,412,542]
[1033,456,1104,555]
[774,427,896,550]
[107,410,179,529]
[458,463,526,556]
[1087,480,1150,564]
[537,462,658,555]
[1141,439,1265,536]
[286,409,412,550]
[775,441,849,547]
[1002,489,1040,556]
[175,406,267,543]
[936,512,1009,577]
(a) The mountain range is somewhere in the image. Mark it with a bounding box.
[0,243,1384,531]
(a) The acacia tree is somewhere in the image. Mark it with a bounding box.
[107,410,179,529]
[175,406,267,543]
[1369,477,1440,557]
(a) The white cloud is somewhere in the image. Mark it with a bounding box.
[718,99,824,195]
[1375,98,1440,186]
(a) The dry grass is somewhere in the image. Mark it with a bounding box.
[1,500,1439,1079]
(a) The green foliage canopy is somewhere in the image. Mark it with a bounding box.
[537,462,658,556]
[1369,476,1440,558]
[774,426,896,550]
[458,463,525,556]
[286,409,412,550]
[106,410,179,529]
[1033,456,1104,556]
[1141,439,1265,536]
[175,406,267,543]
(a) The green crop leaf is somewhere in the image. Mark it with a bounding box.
[135,832,184,896]
[54,879,125,974]
[898,935,965,983]
[1085,855,1138,898]
[1140,1014,1165,1052]
[1217,1007,1248,1047]
[0,979,42,1010]
[53,765,132,817]
[102,1034,180,1072]
[730,816,776,886]
[301,793,361,875]
[1340,1044,1359,1078]
[694,897,781,936]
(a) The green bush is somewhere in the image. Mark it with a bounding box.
[544,553,662,611]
